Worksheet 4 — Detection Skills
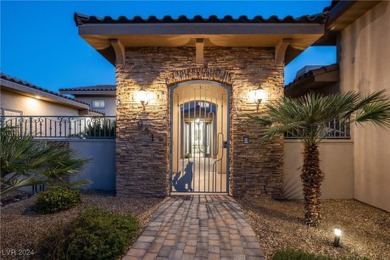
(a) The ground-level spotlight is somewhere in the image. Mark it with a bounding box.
[333,228,342,247]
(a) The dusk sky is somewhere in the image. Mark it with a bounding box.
[1,1,335,92]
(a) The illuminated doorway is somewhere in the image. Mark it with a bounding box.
[170,80,230,193]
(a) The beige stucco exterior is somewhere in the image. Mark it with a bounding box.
[1,89,80,116]
[340,1,390,212]
[284,140,354,199]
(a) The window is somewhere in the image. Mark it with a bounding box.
[92,100,105,109]
[2,109,22,116]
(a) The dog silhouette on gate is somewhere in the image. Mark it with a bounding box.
[172,161,193,192]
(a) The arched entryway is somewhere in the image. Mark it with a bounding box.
[170,80,230,194]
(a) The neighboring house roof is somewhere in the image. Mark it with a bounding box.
[0,73,90,110]
[284,63,339,98]
[74,13,327,65]
[295,65,323,78]
[59,85,116,96]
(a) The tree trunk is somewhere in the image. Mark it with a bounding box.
[301,143,324,227]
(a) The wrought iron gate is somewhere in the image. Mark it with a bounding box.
[170,81,230,193]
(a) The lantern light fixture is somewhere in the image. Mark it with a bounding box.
[135,88,152,111]
[249,86,268,111]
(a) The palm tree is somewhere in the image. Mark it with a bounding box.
[249,90,390,227]
[1,126,88,195]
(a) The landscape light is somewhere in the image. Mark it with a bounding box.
[333,228,342,247]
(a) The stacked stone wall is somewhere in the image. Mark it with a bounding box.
[116,47,284,197]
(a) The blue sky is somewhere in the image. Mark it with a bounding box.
[1,1,335,92]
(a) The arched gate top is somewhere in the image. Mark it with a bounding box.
[165,67,233,86]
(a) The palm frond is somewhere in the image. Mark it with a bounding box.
[354,99,390,127]
[246,114,272,126]
[1,126,88,195]
[345,90,388,117]
[261,121,308,143]
[248,90,390,145]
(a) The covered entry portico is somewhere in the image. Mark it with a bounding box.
[170,80,230,193]
[74,12,326,197]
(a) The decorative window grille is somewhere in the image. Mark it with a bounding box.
[284,119,350,139]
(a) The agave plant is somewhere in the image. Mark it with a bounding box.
[0,126,88,195]
[249,90,390,226]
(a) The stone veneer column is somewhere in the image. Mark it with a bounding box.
[115,47,284,197]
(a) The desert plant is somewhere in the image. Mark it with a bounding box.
[0,126,88,195]
[35,186,81,214]
[249,91,390,226]
[84,119,115,138]
[38,206,140,259]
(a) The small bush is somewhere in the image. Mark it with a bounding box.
[35,186,81,214]
[273,248,332,260]
[272,248,369,260]
[38,206,140,259]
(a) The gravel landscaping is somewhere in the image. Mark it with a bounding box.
[236,196,390,260]
[2,193,389,260]
[0,191,164,259]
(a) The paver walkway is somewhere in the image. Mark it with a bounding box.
[123,195,265,260]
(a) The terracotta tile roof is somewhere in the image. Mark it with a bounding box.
[59,85,116,92]
[74,13,328,26]
[88,109,105,116]
[285,63,339,89]
[0,73,90,106]
[284,63,339,98]
[322,0,340,12]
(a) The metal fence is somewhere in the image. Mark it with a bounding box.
[284,118,350,139]
[0,116,116,139]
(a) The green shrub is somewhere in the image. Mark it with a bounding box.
[35,186,81,214]
[38,206,140,259]
[273,248,332,260]
[272,248,369,260]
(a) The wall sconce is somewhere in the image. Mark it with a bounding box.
[333,228,342,247]
[249,86,268,111]
[135,87,152,111]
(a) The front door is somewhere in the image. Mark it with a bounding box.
[170,80,230,193]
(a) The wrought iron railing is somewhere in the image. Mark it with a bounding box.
[284,118,350,139]
[0,116,116,139]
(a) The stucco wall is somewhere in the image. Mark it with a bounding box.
[284,140,354,199]
[340,1,390,211]
[70,139,116,191]
[116,47,284,197]
[74,96,116,116]
[1,89,79,116]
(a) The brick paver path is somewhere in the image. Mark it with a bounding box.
[123,195,265,260]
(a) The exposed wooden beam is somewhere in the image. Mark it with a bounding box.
[195,38,204,65]
[275,38,292,65]
[110,39,125,65]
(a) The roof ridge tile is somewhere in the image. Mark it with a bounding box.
[74,12,328,26]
